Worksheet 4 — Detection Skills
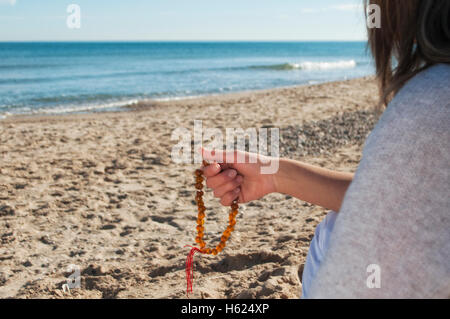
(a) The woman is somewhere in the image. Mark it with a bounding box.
[201,0,450,298]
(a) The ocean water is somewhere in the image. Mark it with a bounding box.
[0,42,374,118]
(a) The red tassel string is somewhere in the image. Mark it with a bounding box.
[184,245,204,297]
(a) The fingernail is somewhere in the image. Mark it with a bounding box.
[228,170,237,178]
[234,187,240,193]
[236,176,243,183]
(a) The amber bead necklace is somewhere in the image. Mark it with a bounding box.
[185,160,239,297]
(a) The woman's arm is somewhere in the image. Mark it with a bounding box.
[274,158,353,212]
[201,148,353,212]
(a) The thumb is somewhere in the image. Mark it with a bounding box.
[200,147,238,164]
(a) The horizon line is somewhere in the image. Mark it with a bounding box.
[0,39,368,43]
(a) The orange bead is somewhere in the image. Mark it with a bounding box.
[216,246,223,253]
[199,241,206,248]
[198,206,206,213]
[198,211,205,219]
[195,183,203,190]
[196,176,204,183]
[203,248,212,254]
[224,229,231,236]
[195,236,202,243]
[221,235,229,242]
[231,203,238,210]
[196,190,204,196]
[198,231,204,237]
[212,249,218,255]
[195,169,203,176]
[197,218,204,225]
[196,225,204,232]
[229,214,235,222]
[218,241,226,249]
[229,219,236,226]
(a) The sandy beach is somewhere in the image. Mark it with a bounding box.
[0,77,379,299]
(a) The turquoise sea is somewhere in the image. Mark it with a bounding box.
[0,42,374,118]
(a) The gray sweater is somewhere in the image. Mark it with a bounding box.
[308,64,450,298]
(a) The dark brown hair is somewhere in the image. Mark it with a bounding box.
[365,0,450,109]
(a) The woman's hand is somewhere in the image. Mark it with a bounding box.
[201,148,277,206]
[200,147,354,212]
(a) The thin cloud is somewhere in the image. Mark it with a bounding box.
[301,8,320,13]
[330,4,362,11]
[0,15,24,19]
[301,3,362,14]
[0,0,17,5]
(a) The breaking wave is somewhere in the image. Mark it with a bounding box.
[249,60,357,71]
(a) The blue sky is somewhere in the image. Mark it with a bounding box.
[0,0,367,41]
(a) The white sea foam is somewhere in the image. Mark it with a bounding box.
[153,95,204,102]
[295,60,357,70]
[17,99,140,116]
[251,60,357,71]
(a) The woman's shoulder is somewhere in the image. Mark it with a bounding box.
[353,64,449,206]
[363,63,450,155]
[392,63,450,113]
[391,63,449,115]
